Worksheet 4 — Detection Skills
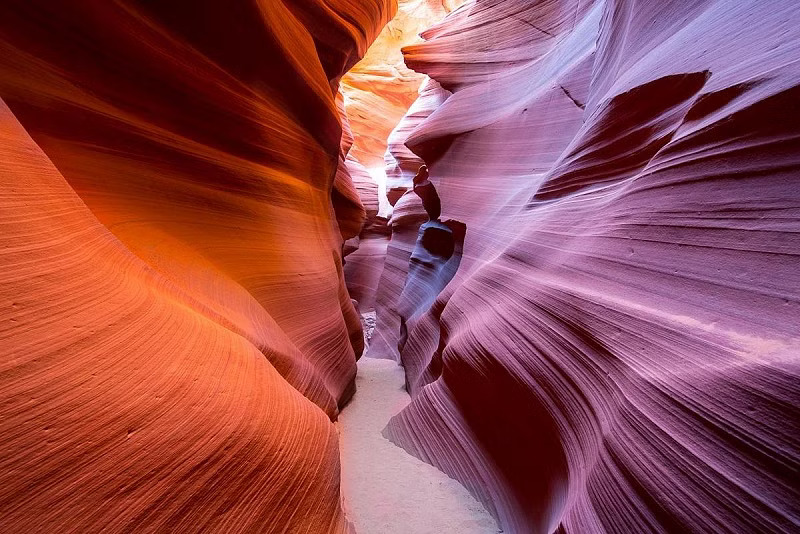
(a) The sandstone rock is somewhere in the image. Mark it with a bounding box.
[377,1,800,532]
[0,1,394,531]
[341,0,465,168]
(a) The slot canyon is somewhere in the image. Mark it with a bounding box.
[0,0,798,532]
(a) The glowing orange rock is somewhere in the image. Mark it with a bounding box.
[340,0,465,169]
[0,0,393,531]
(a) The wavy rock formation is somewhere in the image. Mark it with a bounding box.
[341,0,468,318]
[378,0,800,532]
[339,89,388,314]
[385,77,452,201]
[0,1,394,531]
[340,0,465,168]
[336,93,370,242]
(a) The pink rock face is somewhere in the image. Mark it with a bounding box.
[385,77,453,197]
[340,1,467,318]
[378,0,800,532]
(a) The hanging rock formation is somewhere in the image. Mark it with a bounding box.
[0,1,394,532]
[385,77,453,202]
[377,0,800,532]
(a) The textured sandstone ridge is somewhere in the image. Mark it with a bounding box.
[0,1,393,531]
[377,0,800,532]
[340,0,467,316]
[384,77,452,200]
[340,0,465,168]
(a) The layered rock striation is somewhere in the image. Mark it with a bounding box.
[340,0,465,169]
[0,1,394,531]
[377,0,800,532]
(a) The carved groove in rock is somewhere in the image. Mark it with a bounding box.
[1,1,799,533]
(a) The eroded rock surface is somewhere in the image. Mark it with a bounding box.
[0,1,394,531]
[340,0,465,168]
[376,1,800,532]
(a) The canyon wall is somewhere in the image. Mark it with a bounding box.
[340,0,465,168]
[378,0,800,532]
[340,0,467,315]
[0,1,393,531]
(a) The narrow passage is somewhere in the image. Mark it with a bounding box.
[337,356,501,534]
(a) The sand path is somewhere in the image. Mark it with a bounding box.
[337,356,501,534]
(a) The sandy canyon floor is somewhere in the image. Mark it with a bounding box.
[338,356,501,534]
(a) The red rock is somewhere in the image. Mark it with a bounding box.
[0,1,393,531]
[347,156,380,222]
[344,232,391,313]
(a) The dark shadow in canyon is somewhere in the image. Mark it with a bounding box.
[397,218,467,358]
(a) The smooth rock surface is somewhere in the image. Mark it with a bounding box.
[0,1,394,531]
[375,1,800,532]
[340,0,465,168]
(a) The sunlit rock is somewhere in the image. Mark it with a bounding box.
[378,0,800,532]
[0,1,394,531]
[340,0,465,169]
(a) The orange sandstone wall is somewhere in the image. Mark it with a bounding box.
[340,0,464,168]
[0,1,393,531]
